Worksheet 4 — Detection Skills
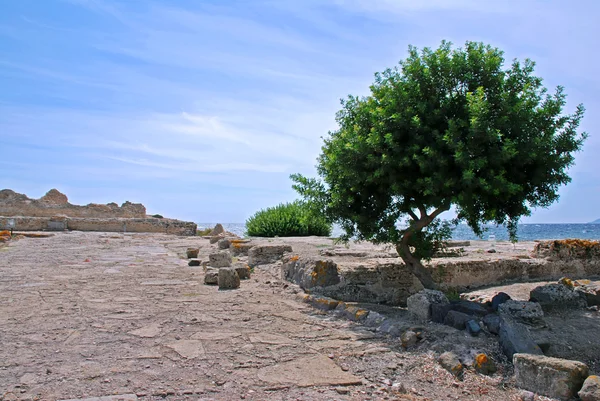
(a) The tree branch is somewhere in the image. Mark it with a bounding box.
[407,209,419,221]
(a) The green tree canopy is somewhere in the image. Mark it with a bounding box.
[292,41,587,289]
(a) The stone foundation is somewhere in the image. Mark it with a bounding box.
[282,248,600,306]
[0,216,197,236]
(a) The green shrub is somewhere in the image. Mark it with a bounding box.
[246,201,331,237]
[197,228,212,236]
[151,214,164,219]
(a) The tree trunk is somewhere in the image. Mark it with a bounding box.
[396,237,438,290]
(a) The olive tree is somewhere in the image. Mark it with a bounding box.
[292,41,587,289]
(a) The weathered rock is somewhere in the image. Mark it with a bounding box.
[186,248,199,259]
[450,300,490,317]
[40,188,69,204]
[438,352,463,378]
[336,304,369,322]
[514,353,589,401]
[498,300,544,326]
[218,238,231,249]
[444,310,471,330]
[518,390,535,401]
[363,311,386,327]
[234,264,251,280]
[188,259,201,267]
[230,241,254,256]
[530,283,588,310]
[483,314,501,335]
[303,294,340,311]
[208,223,225,236]
[466,320,481,336]
[575,283,600,307]
[473,353,497,375]
[400,330,418,348]
[218,267,240,290]
[248,245,293,267]
[491,292,511,311]
[204,269,218,285]
[579,375,600,401]
[378,320,402,337]
[281,257,340,289]
[209,235,223,244]
[431,303,452,324]
[498,316,543,359]
[209,251,232,268]
[407,289,449,322]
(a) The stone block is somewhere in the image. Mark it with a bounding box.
[208,223,225,236]
[444,310,471,330]
[450,300,490,317]
[188,259,201,267]
[575,284,600,307]
[204,269,218,285]
[498,316,543,359]
[491,292,512,311]
[341,305,369,322]
[530,283,587,310]
[248,245,293,266]
[229,241,254,256]
[218,238,231,249]
[407,289,449,322]
[209,235,223,244]
[431,303,452,324]
[234,264,251,280]
[466,320,481,336]
[498,300,544,326]
[281,257,340,289]
[401,330,418,348]
[186,248,199,259]
[209,251,232,268]
[304,295,340,311]
[473,353,497,375]
[579,375,600,401]
[483,314,501,335]
[514,353,589,400]
[218,267,240,290]
[438,352,463,378]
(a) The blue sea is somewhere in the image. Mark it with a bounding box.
[198,223,600,241]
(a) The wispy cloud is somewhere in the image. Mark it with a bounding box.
[1,0,598,223]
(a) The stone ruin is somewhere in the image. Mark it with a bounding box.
[0,188,197,235]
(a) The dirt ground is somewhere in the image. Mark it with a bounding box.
[0,232,594,401]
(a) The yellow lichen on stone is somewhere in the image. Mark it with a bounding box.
[559,277,574,288]
[355,309,368,320]
[475,353,488,367]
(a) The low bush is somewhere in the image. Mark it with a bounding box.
[246,201,331,237]
[197,228,212,236]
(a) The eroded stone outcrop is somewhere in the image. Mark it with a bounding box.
[0,189,146,218]
[0,189,197,235]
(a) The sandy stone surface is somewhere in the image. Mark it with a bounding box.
[0,232,565,401]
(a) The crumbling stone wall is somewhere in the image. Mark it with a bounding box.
[0,189,146,218]
[283,254,600,306]
[0,216,197,236]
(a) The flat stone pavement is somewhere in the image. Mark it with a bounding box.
[0,232,518,401]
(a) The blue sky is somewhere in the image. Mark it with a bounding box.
[1,0,599,224]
